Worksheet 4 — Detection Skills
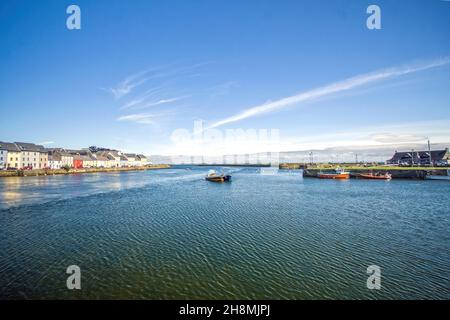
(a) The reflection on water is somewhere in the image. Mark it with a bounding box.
[0,167,449,299]
[0,171,156,210]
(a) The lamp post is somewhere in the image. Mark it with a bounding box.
[427,138,432,167]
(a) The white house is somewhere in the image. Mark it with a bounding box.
[124,153,137,166]
[96,150,121,167]
[0,142,13,169]
[61,153,74,168]
[120,155,129,167]
[136,154,150,166]
[108,151,122,167]
[95,155,109,168]
[48,154,62,169]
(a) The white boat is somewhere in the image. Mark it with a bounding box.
[425,169,450,180]
[205,170,231,182]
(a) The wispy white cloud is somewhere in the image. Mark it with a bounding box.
[106,62,196,100]
[38,141,54,146]
[117,113,160,125]
[207,81,239,98]
[120,86,166,109]
[370,133,428,143]
[208,57,450,129]
[130,96,189,110]
[112,62,210,109]
[106,69,153,99]
[116,110,176,125]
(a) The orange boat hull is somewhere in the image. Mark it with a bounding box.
[317,173,350,180]
[359,174,391,180]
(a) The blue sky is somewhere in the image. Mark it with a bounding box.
[1,0,450,156]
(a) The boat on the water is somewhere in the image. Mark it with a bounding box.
[205,170,231,182]
[359,172,392,180]
[425,169,450,180]
[317,168,350,180]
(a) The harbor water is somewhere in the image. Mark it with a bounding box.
[0,167,449,299]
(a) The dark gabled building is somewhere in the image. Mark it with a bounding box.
[0,141,21,152]
[387,148,449,166]
[15,142,45,152]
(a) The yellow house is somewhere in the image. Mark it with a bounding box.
[15,142,47,169]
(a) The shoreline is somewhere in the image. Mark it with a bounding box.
[0,164,171,178]
[2,163,448,180]
[302,168,449,179]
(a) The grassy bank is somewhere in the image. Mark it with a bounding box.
[279,163,448,171]
[278,163,449,179]
[0,164,171,178]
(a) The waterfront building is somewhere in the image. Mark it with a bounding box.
[136,154,150,166]
[0,148,6,169]
[120,155,129,167]
[106,155,117,168]
[387,148,450,166]
[82,155,95,168]
[94,155,109,168]
[109,151,122,167]
[60,153,74,168]
[96,150,121,167]
[72,155,84,169]
[0,143,151,169]
[124,153,136,166]
[48,154,62,169]
[15,142,47,169]
[39,150,49,169]
[67,150,97,168]
[49,149,74,168]
[0,142,21,169]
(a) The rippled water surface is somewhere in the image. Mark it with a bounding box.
[0,167,449,299]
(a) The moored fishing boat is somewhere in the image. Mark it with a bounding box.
[317,168,350,180]
[205,170,232,182]
[359,172,392,180]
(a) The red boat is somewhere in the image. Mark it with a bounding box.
[317,168,350,180]
[359,172,392,180]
